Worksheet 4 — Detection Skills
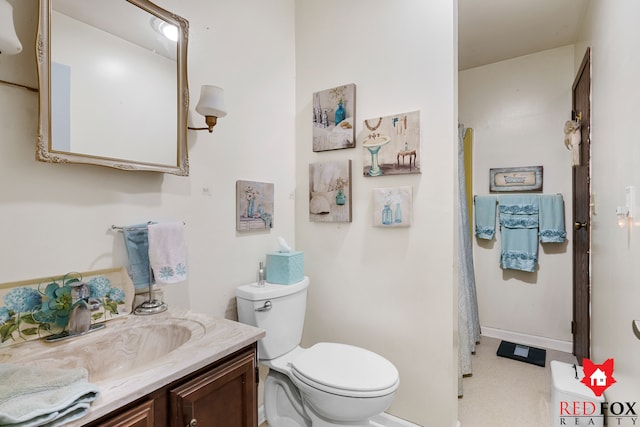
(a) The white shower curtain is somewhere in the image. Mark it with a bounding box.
[457,124,481,397]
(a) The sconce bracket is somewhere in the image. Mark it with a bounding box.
[188,116,218,133]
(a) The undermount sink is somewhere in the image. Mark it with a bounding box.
[0,315,206,382]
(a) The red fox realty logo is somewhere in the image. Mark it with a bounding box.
[580,358,617,397]
[558,358,638,426]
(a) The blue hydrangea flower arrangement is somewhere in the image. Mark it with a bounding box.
[0,272,128,344]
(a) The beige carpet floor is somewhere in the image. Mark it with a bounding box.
[458,336,577,427]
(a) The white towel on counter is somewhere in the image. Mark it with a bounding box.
[148,222,188,285]
[0,364,99,427]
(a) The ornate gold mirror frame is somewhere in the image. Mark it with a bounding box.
[36,0,190,175]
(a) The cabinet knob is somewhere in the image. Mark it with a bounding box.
[187,419,197,427]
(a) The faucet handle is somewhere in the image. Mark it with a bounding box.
[70,282,90,301]
[68,302,91,334]
[87,298,102,311]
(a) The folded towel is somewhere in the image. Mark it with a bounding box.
[498,195,540,272]
[499,212,539,229]
[539,194,566,243]
[148,222,187,285]
[0,364,99,427]
[498,195,539,221]
[474,196,497,239]
[123,223,153,290]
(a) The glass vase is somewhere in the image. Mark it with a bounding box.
[382,204,393,225]
[394,203,403,223]
[247,198,255,217]
[334,102,346,126]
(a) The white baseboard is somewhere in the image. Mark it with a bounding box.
[258,405,419,427]
[370,412,420,427]
[481,326,573,353]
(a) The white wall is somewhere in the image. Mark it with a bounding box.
[578,0,640,394]
[0,0,296,321]
[459,46,575,348]
[295,1,458,425]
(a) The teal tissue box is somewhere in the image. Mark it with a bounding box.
[266,251,304,285]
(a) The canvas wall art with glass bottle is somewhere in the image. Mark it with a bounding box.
[312,83,356,152]
[372,186,412,227]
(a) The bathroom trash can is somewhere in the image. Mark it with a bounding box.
[551,360,605,427]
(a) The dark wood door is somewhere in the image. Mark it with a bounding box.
[170,348,258,427]
[572,48,591,362]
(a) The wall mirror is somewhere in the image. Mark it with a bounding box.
[36,0,190,176]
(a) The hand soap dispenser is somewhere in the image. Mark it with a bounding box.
[257,261,265,287]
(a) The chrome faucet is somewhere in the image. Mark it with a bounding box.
[67,282,102,335]
[44,282,105,342]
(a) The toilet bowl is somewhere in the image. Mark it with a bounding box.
[235,277,399,427]
[290,342,398,425]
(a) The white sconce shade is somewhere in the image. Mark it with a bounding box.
[195,85,227,119]
[616,186,635,228]
[189,85,227,133]
[616,207,629,228]
[0,0,22,55]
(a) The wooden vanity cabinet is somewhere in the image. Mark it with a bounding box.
[88,344,258,427]
[93,399,155,427]
[169,346,257,426]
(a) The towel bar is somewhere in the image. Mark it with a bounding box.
[111,221,186,231]
[473,193,563,204]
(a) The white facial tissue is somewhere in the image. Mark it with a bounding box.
[278,236,292,253]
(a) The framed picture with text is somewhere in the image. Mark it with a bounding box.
[489,166,543,192]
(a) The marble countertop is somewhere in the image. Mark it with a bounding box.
[0,308,265,426]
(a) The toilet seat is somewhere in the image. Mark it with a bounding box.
[290,343,399,398]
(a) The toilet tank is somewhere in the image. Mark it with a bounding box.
[235,277,309,360]
[551,361,604,427]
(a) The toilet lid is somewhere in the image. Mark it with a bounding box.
[291,343,399,393]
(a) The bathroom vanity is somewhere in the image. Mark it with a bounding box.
[0,308,265,427]
[86,344,258,426]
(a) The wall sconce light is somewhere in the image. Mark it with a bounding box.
[616,206,629,228]
[188,85,227,133]
[0,0,22,55]
[616,186,635,228]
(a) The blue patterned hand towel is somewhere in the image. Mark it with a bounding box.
[498,195,539,228]
[539,194,566,243]
[500,228,539,272]
[474,196,497,239]
[498,195,540,272]
[123,223,154,290]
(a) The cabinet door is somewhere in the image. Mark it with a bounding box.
[94,399,155,427]
[170,349,257,427]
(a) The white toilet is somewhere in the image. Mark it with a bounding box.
[235,277,399,427]
[550,360,604,427]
